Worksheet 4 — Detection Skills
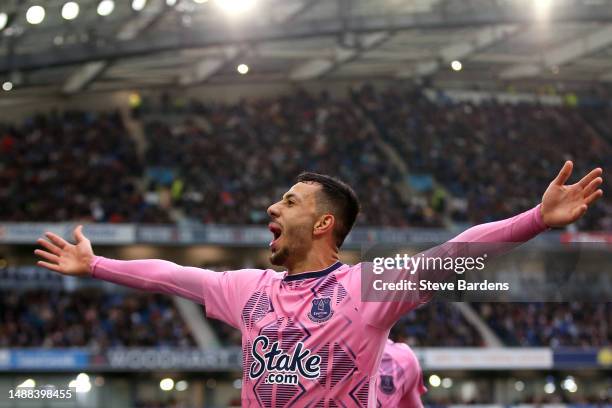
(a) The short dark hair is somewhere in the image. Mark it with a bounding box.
[296,172,360,247]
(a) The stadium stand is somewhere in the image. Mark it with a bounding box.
[352,85,612,230]
[473,302,611,347]
[0,289,196,349]
[0,111,170,223]
[141,91,430,226]
[136,88,612,230]
[2,89,609,230]
[391,302,484,347]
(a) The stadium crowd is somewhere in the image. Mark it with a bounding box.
[142,90,428,226]
[390,302,484,347]
[1,87,609,229]
[0,111,170,223]
[1,285,607,349]
[473,302,611,347]
[353,85,612,230]
[0,289,195,349]
[136,87,612,230]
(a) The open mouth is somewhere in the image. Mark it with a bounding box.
[268,222,282,249]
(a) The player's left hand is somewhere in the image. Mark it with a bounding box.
[541,161,603,227]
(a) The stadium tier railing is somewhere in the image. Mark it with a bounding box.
[0,222,588,246]
[0,347,608,372]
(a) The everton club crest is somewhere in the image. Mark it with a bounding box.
[379,375,395,394]
[307,297,333,323]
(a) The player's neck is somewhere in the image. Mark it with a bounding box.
[286,251,339,276]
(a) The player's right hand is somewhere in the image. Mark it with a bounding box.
[34,225,94,277]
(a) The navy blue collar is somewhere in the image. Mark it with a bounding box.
[283,261,343,282]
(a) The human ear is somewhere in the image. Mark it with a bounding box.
[313,214,335,237]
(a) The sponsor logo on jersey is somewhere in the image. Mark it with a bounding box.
[307,297,333,323]
[249,335,321,385]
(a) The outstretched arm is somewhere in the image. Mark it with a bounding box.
[452,160,603,243]
[422,161,604,301]
[34,226,206,303]
[90,257,207,304]
[362,161,604,329]
[34,227,269,328]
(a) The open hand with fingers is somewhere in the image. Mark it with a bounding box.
[34,225,94,277]
[541,161,604,228]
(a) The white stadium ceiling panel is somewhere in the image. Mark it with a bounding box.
[109,52,204,70]
[27,65,75,85]
[471,53,539,64]
[330,62,404,77]
[255,48,334,60]
[105,65,182,78]
[486,23,599,56]
[290,0,338,22]
[178,48,242,59]
[500,24,612,79]
[363,49,434,62]
[257,38,339,54]
[390,28,478,45]
[109,60,191,73]
[577,56,612,69]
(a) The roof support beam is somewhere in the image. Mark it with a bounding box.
[179,0,322,85]
[178,46,241,85]
[289,0,441,81]
[500,24,612,79]
[396,25,519,78]
[62,61,108,94]
[289,31,391,80]
[270,0,324,24]
[61,0,166,94]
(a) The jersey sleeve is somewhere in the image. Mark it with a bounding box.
[360,205,548,329]
[91,256,271,329]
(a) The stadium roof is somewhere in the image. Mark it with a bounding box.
[2,0,612,97]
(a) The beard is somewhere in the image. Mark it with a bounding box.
[269,223,312,268]
[269,246,290,266]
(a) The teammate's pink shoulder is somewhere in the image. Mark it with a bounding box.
[377,339,427,407]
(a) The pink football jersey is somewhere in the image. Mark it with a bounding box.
[377,340,426,407]
[90,205,546,407]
